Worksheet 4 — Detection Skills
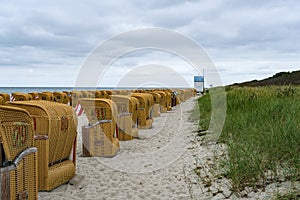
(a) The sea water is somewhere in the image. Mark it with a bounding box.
[0,87,172,95]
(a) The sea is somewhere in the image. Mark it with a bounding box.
[0,87,188,95]
[0,87,134,95]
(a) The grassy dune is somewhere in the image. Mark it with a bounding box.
[197,86,300,192]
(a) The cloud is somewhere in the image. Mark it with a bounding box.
[106,64,191,88]
[0,0,299,87]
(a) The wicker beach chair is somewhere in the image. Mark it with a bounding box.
[153,91,168,113]
[70,91,82,108]
[190,88,196,98]
[164,90,173,111]
[131,93,154,129]
[13,93,33,101]
[145,93,155,115]
[113,90,121,95]
[105,90,113,96]
[37,92,55,101]
[121,90,130,95]
[129,97,139,129]
[149,92,162,118]
[7,101,77,191]
[0,93,10,103]
[183,89,194,101]
[0,106,38,199]
[63,91,71,97]
[28,92,39,100]
[80,91,93,98]
[180,89,189,102]
[79,98,119,157]
[53,92,69,104]
[110,95,139,140]
[0,96,4,105]
[193,88,197,96]
[93,91,101,98]
[62,91,72,105]
[95,91,109,99]
[181,90,187,102]
[175,90,183,104]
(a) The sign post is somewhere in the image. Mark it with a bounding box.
[194,76,204,94]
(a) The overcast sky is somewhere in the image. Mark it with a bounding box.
[0,0,299,87]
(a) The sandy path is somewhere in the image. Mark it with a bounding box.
[38,96,209,200]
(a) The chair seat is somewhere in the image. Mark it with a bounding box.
[82,124,119,157]
[47,160,76,191]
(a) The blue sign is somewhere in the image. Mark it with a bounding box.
[194,76,204,82]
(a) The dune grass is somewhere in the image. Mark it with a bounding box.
[197,86,300,192]
[274,191,300,200]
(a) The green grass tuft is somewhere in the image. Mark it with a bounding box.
[197,86,300,192]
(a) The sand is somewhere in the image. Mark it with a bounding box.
[38,96,205,199]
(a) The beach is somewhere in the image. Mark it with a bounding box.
[38,96,203,199]
[36,93,300,200]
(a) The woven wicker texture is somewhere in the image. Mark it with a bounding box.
[8,151,38,200]
[95,91,109,99]
[79,98,120,157]
[63,91,71,96]
[149,92,161,104]
[151,104,160,118]
[11,92,22,97]
[163,90,172,111]
[71,91,82,107]
[7,101,77,164]
[37,92,54,101]
[119,90,129,95]
[34,138,49,190]
[53,92,69,104]
[179,90,185,102]
[117,115,133,140]
[131,93,153,129]
[110,95,135,115]
[149,92,162,117]
[132,93,154,117]
[82,125,119,157]
[79,98,117,140]
[174,90,182,104]
[0,93,10,102]
[153,91,168,113]
[143,93,154,118]
[0,96,4,105]
[110,95,139,140]
[47,160,75,190]
[14,93,33,101]
[28,92,39,100]
[105,90,113,96]
[113,90,121,95]
[79,98,117,125]
[179,89,195,102]
[0,106,34,161]
[0,106,38,199]
[129,97,139,126]
[81,91,94,98]
[7,101,77,191]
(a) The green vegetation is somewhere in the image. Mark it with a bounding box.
[274,191,300,200]
[197,86,300,192]
[232,70,300,87]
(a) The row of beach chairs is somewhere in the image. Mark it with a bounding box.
[0,88,196,199]
[0,88,195,106]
